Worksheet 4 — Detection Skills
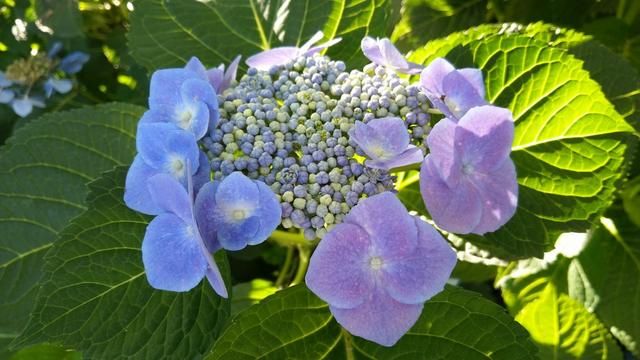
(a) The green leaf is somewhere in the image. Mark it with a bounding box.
[391,0,489,52]
[207,285,537,359]
[231,279,278,315]
[9,344,81,360]
[409,32,634,258]
[622,176,640,226]
[14,167,231,359]
[498,254,623,359]
[128,0,393,71]
[0,103,145,350]
[571,215,640,356]
[516,285,622,360]
[35,0,84,40]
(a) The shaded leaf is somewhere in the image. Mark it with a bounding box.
[128,0,393,71]
[14,167,231,359]
[0,103,145,351]
[207,285,537,359]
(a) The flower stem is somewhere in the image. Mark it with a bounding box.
[291,245,311,286]
[275,246,294,288]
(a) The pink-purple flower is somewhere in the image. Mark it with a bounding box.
[360,37,422,74]
[306,192,456,346]
[246,31,341,70]
[420,105,518,234]
[349,117,424,170]
[420,58,487,120]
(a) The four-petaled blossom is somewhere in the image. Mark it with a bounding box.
[206,55,241,93]
[125,122,204,215]
[143,57,220,139]
[349,117,423,170]
[420,105,518,234]
[195,172,281,251]
[141,171,227,296]
[246,31,342,70]
[420,58,487,120]
[361,37,422,74]
[306,192,456,346]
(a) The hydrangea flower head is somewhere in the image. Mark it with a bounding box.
[420,105,518,234]
[141,171,227,297]
[125,122,201,215]
[146,57,219,139]
[306,192,456,346]
[361,37,423,74]
[246,31,341,70]
[206,55,241,93]
[350,117,424,170]
[195,172,281,251]
[420,58,487,120]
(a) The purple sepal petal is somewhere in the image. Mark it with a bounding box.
[59,52,89,74]
[216,215,260,251]
[330,289,424,347]
[246,47,300,71]
[420,57,487,120]
[124,155,162,215]
[11,98,35,117]
[306,223,373,308]
[215,171,259,206]
[361,37,384,64]
[208,55,241,93]
[366,145,423,170]
[455,105,514,173]
[142,213,207,292]
[426,118,461,187]
[149,68,200,109]
[184,57,208,80]
[382,217,456,304]
[194,181,222,252]
[146,174,192,222]
[179,78,216,139]
[470,159,518,234]
[361,37,422,74]
[441,70,487,119]
[250,181,282,245]
[206,264,228,298]
[420,156,482,234]
[193,151,211,195]
[136,122,199,182]
[379,38,409,70]
[458,68,485,98]
[305,37,342,55]
[0,89,14,104]
[344,192,417,258]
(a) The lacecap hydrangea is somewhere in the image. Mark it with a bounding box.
[124,31,518,347]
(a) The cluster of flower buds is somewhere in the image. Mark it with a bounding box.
[124,31,518,347]
[0,43,89,117]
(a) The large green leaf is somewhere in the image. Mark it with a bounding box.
[391,0,488,52]
[14,167,231,359]
[407,33,634,258]
[571,214,640,356]
[516,285,622,360]
[498,255,623,359]
[207,285,537,359]
[128,0,393,71]
[0,103,144,351]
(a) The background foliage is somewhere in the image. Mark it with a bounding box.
[0,0,638,359]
